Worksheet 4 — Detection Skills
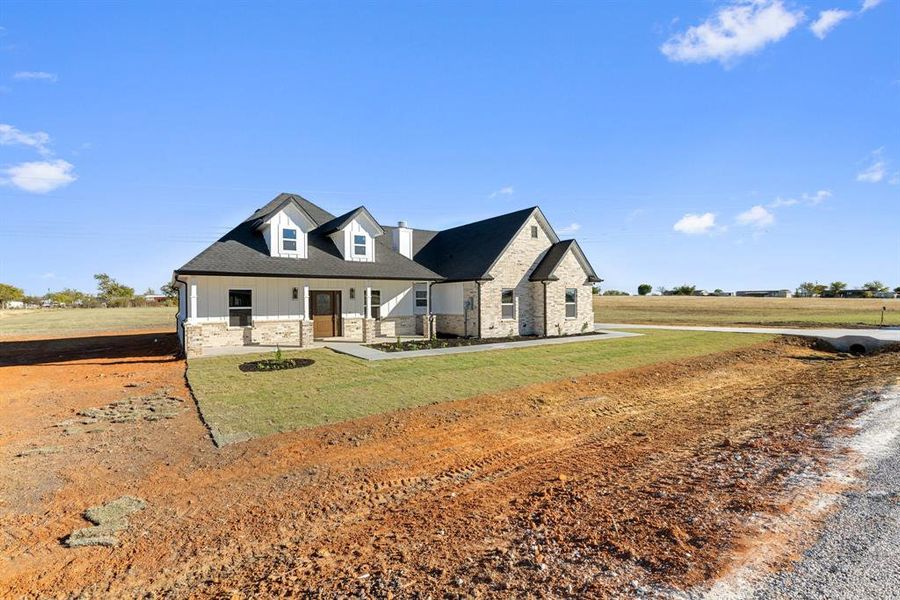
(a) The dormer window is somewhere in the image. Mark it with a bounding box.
[282,228,297,252]
[353,235,367,256]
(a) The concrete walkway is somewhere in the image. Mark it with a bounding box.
[324,329,640,361]
[595,323,899,353]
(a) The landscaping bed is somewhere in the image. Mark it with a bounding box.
[367,331,602,352]
[238,358,315,372]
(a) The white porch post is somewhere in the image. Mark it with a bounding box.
[189,281,198,324]
[303,284,310,321]
[365,286,372,319]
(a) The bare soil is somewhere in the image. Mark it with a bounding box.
[1,329,898,598]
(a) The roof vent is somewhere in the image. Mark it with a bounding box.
[398,220,408,228]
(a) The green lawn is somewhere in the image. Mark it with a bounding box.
[595,296,900,328]
[0,307,176,336]
[187,329,771,444]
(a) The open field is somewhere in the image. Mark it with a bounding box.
[2,323,899,597]
[0,306,176,336]
[189,330,771,443]
[595,295,900,328]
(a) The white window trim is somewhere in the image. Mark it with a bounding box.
[501,288,515,321]
[282,228,299,253]
[227,288,253,329]
[565,288,577,320]
[366,289,382,320]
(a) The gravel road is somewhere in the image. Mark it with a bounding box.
[726,387,900,600]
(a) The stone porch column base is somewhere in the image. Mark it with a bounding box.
[362,318,376,343]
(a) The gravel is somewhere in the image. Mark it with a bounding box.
[745,387,900,600]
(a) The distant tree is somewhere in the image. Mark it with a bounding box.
[160,282,178,299]
[94,273,134,303]
[655,286,667,295]
[602,290,630,296]
[862,281,889,295]
[47,288,89,306]
[714,288,724,295]
[0,283,25,305]
[592,284,601,295]
[144,287,156,296]
[671,284,696,296]
[798,282,826,297]
[894,286,900,295]
[637,283,652,296]
[23,295,43,306]
[829,281,847,295]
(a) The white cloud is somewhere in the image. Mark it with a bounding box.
[660,0,804,66]
[2,159,77,193]
[673,212,717,235]
[810,9,853,39]
[0,123,52,156]
[489,185,514,199]
[861,0,884,12]
[558,222,581,234]
[13,71,58,83]
[736,205,775,228]
[857,149,887,183]
[802,189,832,204]
[769,196,799,207]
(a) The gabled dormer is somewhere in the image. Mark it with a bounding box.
[255,198,317,259]
[318,206,385,263]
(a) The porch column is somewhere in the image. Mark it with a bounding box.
[302,284,310,321]
[365,286,372,319]
[299,283,313,348]
[362,285,375,343]
[189,281,198,324]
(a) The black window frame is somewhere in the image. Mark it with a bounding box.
[530,225,538,238]
[228,289,253,327]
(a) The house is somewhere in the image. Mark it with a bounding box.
[173,193,600,357]
[735,289,793,298]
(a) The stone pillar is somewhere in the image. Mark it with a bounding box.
[299,320,314,348]
[362,318,376,343]
[417,314,434,339]
[184,323,204,358]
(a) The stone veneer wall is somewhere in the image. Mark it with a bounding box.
[544,249,595,336]
[479,214,552,338]
[376,316,417,337]
[434,314,466,337]
[183,319,314,358]
[342,317,363,339]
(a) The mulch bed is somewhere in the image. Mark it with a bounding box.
[368,331,602,353]
[239,358,315,372]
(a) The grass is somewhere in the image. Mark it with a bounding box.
[0,306,176,336]
[594,295,900,328]
[187,329,771,443]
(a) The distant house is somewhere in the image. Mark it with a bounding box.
[143,294,169,304]
[173,193,600,357]
[3,300,25,309]
[735,290,793,298]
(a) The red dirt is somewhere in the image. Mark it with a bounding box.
[1,330,897,598]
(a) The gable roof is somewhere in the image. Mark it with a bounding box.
[413,207,541,281]
[529,239,601,283]
[318,206,385,236]
[247,192,335,226]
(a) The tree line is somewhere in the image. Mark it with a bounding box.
[0,274,178,308]
[592,281,900,297]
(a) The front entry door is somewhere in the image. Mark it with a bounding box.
[312,291,340,338]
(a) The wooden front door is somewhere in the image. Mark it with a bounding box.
[312,291,340,338]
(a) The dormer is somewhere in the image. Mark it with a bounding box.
[319,206,385,262]
[255,200,316,259]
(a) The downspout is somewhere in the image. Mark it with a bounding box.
[542,281,548,338]
[428,281,435,339]
[173,273,188,355]
[476,281,483,339]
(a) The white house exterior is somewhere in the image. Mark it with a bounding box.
[174,194,600,357]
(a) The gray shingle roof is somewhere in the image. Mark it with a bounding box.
[175,194,600,284]
[529,240,601,283]
[412,207,537,281]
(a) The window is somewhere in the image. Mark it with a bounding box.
[501,288,515,320]
[228,289,252,327]
[365,290,382,320]
[531,225,538,238]
[415,289,427,308]
[353,234,367,256]
[282,228,297,251]
[565,288,577,319]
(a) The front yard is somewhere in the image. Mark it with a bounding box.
[187,329,771,444]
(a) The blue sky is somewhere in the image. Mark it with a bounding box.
[1,0,898,296]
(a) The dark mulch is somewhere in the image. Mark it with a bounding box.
[368,331,602,353]
[239,358,315,372]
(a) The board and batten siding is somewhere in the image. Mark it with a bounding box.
[187,275,418,322]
